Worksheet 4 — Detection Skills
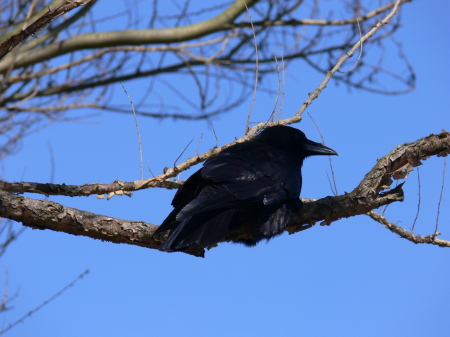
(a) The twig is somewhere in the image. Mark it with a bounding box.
[174,139,194,168]
[0,267,9,312]
[411,167,421,233]
[292,0,403,119]
[226,1,412,29]
[338,19,363,73]
[0,220,26,258]
[307,112,338,195]
[47,141,55,185]
[195,133,203,156]
[270,51,280,122]
[367,211,450,248]
[147,159,155,178]
[278,48,286,121]
[121,83,144,180]
[210,121,219,148]
[435,157,447,236]
[244,2,259,133]
[0,270,90,335]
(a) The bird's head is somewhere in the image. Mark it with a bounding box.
[254,125,338,159]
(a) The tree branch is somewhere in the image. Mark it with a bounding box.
[226,0,412,28]
[3,129,448,200]
[354,130,450,197]
[0,180,403,258]
[0,0,259,72]
[0,131,448,256]
[366,211,450,248]
[0,0,95,62]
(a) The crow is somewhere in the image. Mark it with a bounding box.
[154,125,337,252]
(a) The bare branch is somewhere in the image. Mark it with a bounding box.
[121,84,144,180]
[293,0,403,119]
[435,158,447,235]
[411,167,421,233]
[244,2,258,133]
[367,211,450,248]
[0,179,182,197]
[0,178,403,257]
[0,131,447,254]
[0,269,90,335]
[0,0,259,72]
[0,0,95,62]
[354,130,450,197]
[226,0,412,29]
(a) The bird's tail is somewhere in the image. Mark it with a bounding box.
[158,209,235,252]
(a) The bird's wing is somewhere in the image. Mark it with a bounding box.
[203,142,302,200]
[176,143,302,221]
[171,169,206,207]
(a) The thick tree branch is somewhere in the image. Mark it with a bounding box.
[355,130,450,197]
[0,131,448,256]
[0,0,259,73]
[0,182,404,258]
[0,0,95,62]
[0,0,67,44]
[0,190,165,252]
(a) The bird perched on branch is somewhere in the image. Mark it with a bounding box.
[154,125,337,252]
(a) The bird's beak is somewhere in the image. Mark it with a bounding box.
[304,140,338,156]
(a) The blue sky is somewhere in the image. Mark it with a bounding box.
[1,1,449,336]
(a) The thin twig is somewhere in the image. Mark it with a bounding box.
[121,83,144,180]
[278,47,286,121]
[411,167,421,233]
[244,2,258,133]
[210,121,219,148]
[338,19,363,73]
[0,270,90,335]
[0,267,9,312]
[435,157,447,236]
[270,51,281,122]
[174,139,194,168]
[195,133,203,156]
[227,1,412,29]
[292,0,403,120]
[147,159,155,178]
[47,141,55,185]
[307,112,338,195]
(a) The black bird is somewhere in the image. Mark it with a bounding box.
[155,125,337,252]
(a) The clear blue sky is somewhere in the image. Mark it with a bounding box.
[1,1,449,336]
